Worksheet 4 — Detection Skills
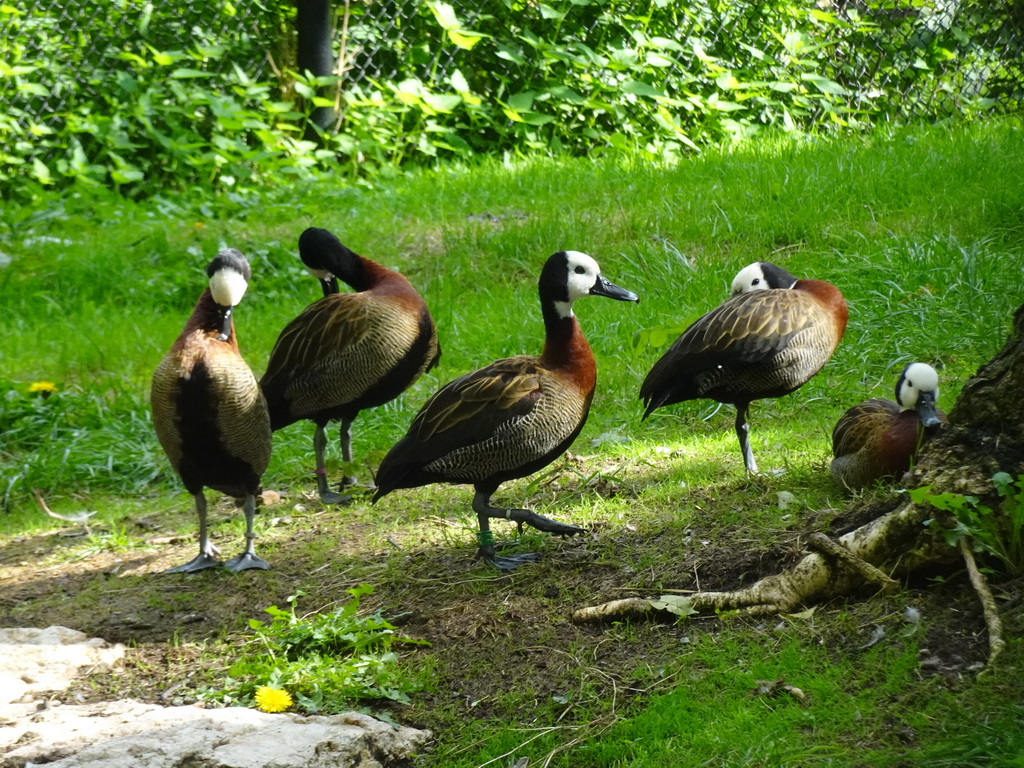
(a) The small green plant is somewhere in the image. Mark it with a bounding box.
[910,472,1024,577]
[200,586,428,713]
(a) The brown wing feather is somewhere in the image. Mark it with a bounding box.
[673,290,829,363]
[262,295,371,382]
[206,344,272,474]
[412,356,544,441]
[262,292,424,418]
[831,398,900,458]
[377,354,590,485]
[641,290,839,408]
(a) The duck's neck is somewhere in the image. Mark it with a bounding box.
[345,258,413,295]
[181,289,237,350]
[796,279,849,337]
[540,301,596,390]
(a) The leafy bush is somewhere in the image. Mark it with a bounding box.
[1,2,320,196]
[201,586,428,713]
[911,472,1024,577]
[2,0,1017,198]
[329,0,867,167]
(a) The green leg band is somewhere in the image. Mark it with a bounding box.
[477,530,495,547]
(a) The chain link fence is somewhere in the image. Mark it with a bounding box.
[332,0,1024,118]
[4,0,1023,136]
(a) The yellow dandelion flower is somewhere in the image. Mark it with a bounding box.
[254,686,293,713]
[28,381,58,398]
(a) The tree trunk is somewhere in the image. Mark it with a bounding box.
[574,303,1024,648]
[296,0,336,136]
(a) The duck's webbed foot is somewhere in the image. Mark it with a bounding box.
[162,545,222,574]
[476,544,542,570]
[471,492,586,537]
[163,494,223,574]
[224,551,270,572]
[470,491,586,569]
[338,474,376,496]
[224,497,271,571]
[514,509,586,537]
[316,472,353,506]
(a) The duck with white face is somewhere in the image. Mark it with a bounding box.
[206,249,251,341]
[151,248,272,573]
[641,260,847,474]
[373,250,639,569]
[896,362,942,427]
[730,261,798,296]
[830,362,946,491]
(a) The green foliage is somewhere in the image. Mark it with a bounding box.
[331,0,869,167]
[0,1,323,197]
[200,586,427,713]
[910,472,1024,576]
[2,0,1018,198]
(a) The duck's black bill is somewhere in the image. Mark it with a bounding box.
[915,391,942,428]
[592,274,639,303]
[320,276,339,297]
[217,306,233,341]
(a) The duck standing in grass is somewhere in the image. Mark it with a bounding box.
[639,261,848,474]
[260,227,441,504]
[372,250,638,569]
[151,249,272,573]
[831,362,945,491]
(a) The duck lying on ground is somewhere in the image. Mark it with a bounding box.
[831,362,945,491]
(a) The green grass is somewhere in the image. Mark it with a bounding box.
[2,119,1024,766]
[3,120,1023,515]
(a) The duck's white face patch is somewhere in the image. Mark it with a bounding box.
[305,265,332,281]
[209,267,249,307]
[554,250,602,317]
[898,362,939,409]
[731,263,768,296]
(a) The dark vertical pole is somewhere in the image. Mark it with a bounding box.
[296,0,335,135]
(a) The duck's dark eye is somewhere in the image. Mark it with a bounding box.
[752,278,760,286]
[575,266,586,274]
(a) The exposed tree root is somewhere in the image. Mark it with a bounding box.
[959,538,1006,668]
[805,532,901,595]
[573,497,946,623]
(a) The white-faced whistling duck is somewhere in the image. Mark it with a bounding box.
[151,249,272,573]
[259,228,441,504]
[831,362,945,491]
[372,251,639,569]
[639,261,848,474]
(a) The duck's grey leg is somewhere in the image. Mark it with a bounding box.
[314,422,351,505]
[735,403,759,474]
[471,491,585,570]
[225,493,270,572]
[162,492,222,574]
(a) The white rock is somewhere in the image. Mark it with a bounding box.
[0,626,126,720]
[2,701,430,768]
[0,628,431,768]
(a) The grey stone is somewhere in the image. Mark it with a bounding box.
[0,628,431,767]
